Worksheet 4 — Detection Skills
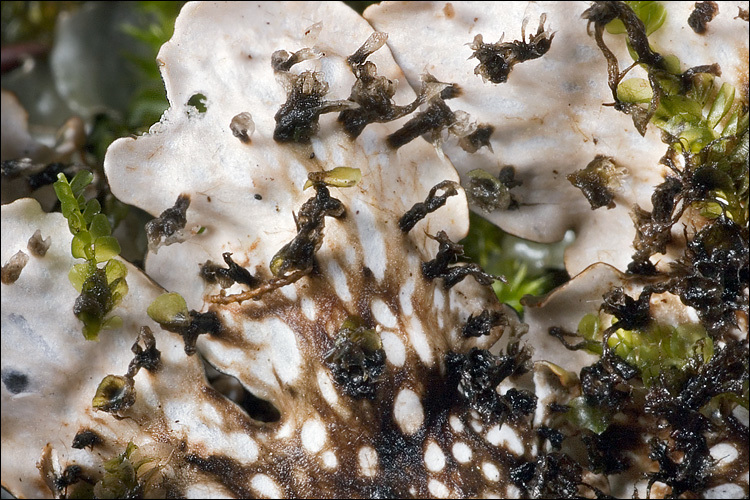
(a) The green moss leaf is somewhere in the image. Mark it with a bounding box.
[147,292,190,329]
[94,236,122,263]
[90,213,112,238]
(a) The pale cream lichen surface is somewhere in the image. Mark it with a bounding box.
[2,1,748,499]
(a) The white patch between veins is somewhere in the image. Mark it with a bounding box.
[428,479,450,498]
[406,316,433,364]
[301,418,327,454]
[266,317,302,384]
[351,197,386,281]
[394,388,424,435]
[399,276,415,316]
[371,297,397,328]
[424,440,446,472]
[301,296,316,320]
[251,474,282,498]
[482,462,500,482]
[449,415,464,433]
[358,446,378,477]
[325,258,352,303]
[486,424,524,455]
[452,442,472,463]
[227,432,259,464]
[710,443,738,464]
[317,369,339,408]
[322,450,338,469]
[380,330,406,367]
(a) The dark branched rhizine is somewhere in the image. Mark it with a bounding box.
[462,309,508,338]
[567,155,622,210]
[338,33,425,138]
[145,193,190,254]
[325,318,386,399]
[386,94,458,149]
[270,182,345,278]
[422,230,502,289]
[127,326,161,376]
[470,14,554,84]
[272,48,354,143]
[582,1,721,136]
[446,346,534,422]
[458,124,495,153]
[200,252,259,289]
[211,175,350,305]
[688,1,719,34]
[399,180,458,232]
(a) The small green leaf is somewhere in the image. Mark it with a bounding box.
[147,292,190,329]
[82,319,103,341]
[102,315,123,331]
[72,232,94,260]
[567,396,611,434]
[304,167,362,190]
[83,198,102,224]
[707,83,735,129]
[606,1,667,36]
[69,262,95,292]
[94,236,121,263]
[90,213,112,239]
[617,78,652,104]
[69,170,94,197]
[105,259,128,283]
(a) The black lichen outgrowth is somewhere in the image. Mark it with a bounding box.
[580,354,637,412]
[422,230,502,289]
[338,32,425,138]
[72,429,103,450]
[445,347,534,422]
[470,14,554,84]
[399,180,458,232]
[127,326,161,376]
[386,98,457,149]
[628,176,683,274]
[145,193,190,254]
[510,453,584,499]
[1,250,29,284]
[200,252,259,289]
[458,124,495,154]
[325,318,386,399]
[567,155,622,210]
[643,340,748,497]
[270,182,345,278]
[272,49,355,143]
[465,167,522,212]
[462,309,508,338]
[600,287,653,332]
[688,1,719,34]
[673,215,749,335]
